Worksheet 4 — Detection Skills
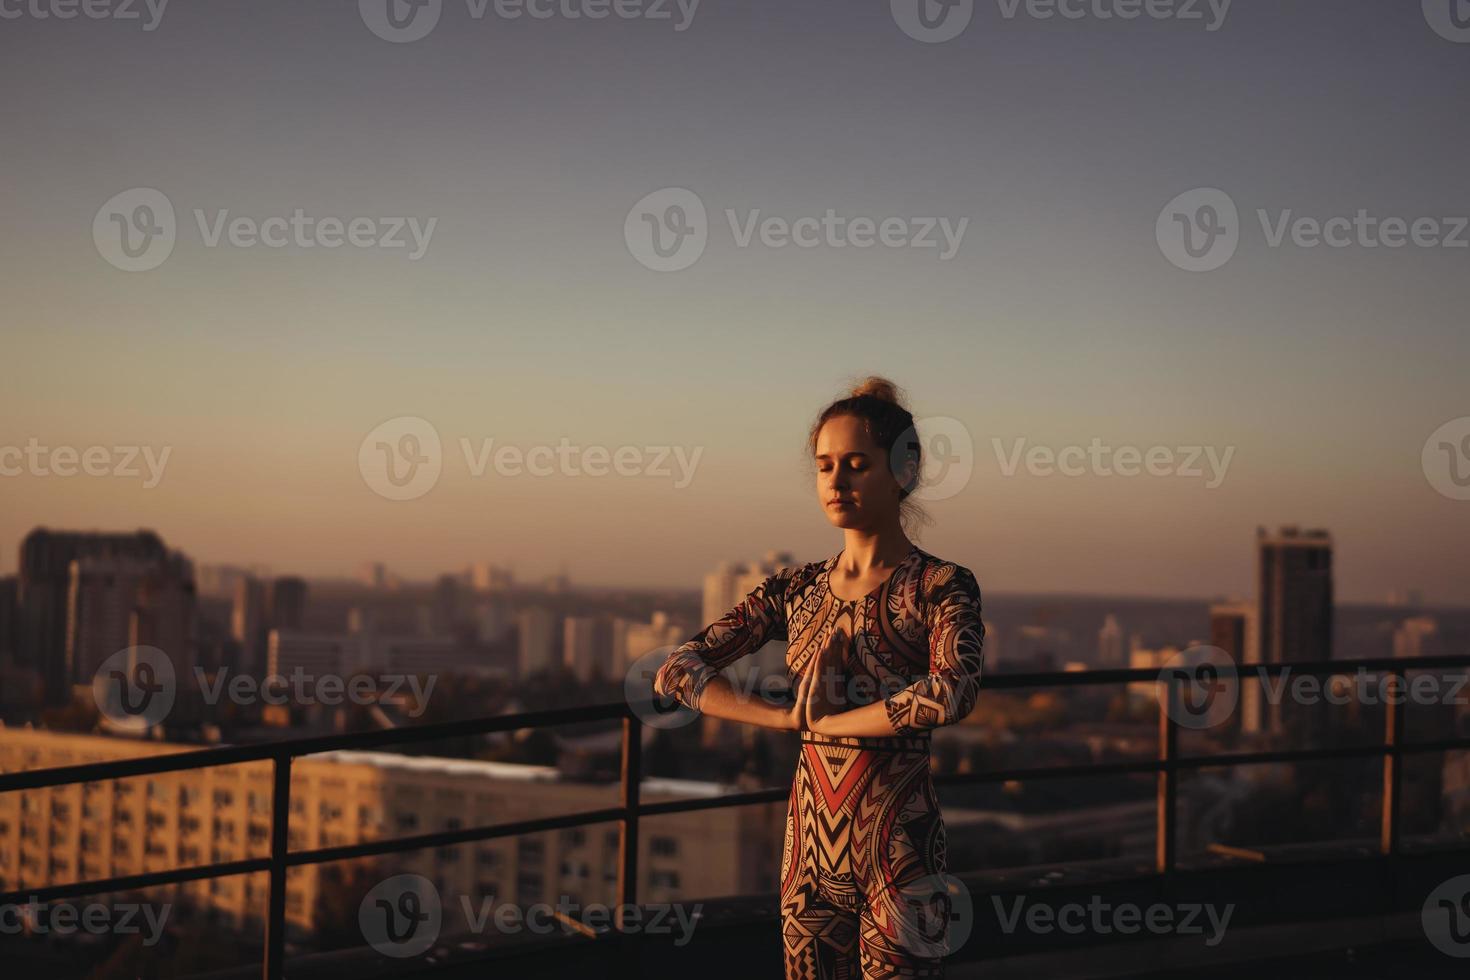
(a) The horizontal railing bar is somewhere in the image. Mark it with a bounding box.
[980,654,1470,689]
[637,787,789,817]
[0,703,635,793]
[0,856,270,906]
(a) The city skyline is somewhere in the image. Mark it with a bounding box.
[0,518,1462,608]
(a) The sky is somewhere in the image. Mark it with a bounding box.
[1,0,1467,603]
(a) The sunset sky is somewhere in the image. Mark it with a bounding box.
[2,1,1467,603]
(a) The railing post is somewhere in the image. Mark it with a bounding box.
[1380,670,1405,856]
[616,713,642,977]
[1156,676,1178,875]
[263,753,292,980]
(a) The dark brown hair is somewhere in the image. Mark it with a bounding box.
[807,376,929,533]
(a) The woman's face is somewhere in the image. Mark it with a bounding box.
[815,415,908,530]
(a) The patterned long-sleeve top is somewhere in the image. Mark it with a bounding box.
[652,545,985,736]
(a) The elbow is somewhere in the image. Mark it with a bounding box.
[949,677,981,726]
[931,670,983,731]
[651,655,679,701]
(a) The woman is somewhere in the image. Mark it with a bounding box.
[652,376,986,979]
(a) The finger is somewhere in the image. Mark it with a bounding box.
[804,662,817,729]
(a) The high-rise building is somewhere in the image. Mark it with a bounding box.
[65,557,149,687]
[1210,600,1262,734]
[266,576,308,633]
[62,550,198,691]
[0,576,16,669]
[1257,526,1333,664]
[231,576,267,676]
[432,574,460,634]
[18,528,171,705]
[1256,526,1334,741]
[563,615,614,683]
[517,607,558,677]
[474,600,511,645]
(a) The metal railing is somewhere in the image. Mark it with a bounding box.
[2,654,1470,978]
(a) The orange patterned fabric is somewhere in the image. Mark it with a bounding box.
[654,546,986,978]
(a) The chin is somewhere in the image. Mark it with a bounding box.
[824,506,866,529]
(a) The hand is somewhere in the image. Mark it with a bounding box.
[800,630,848,734]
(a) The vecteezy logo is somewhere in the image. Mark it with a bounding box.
[894,416,975,502]
[359,0,442,42]
[1423,874,1470,957]
[93,646,176,731]
[625,646,700,729]
[1156,188,1239,272]
[1423,416,1470,501]
[360,874,442,958]
[890,872,974,957]
[1158,645,1239,730]
[359,416,443,501]
[93,188,176,272]
[891,0,974,43]
[1423,0,1470,42]
[624,188,708,272]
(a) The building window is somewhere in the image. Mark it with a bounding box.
[650,836,678,858]
[516,871,543,901]
[649,870,680,889]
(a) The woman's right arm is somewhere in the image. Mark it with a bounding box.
[651,567,801,732]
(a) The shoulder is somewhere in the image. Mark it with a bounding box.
[778,557,829,596]
[750,556,827,601]
[911,549,982,604]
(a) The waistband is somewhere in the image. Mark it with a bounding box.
[800,731,931,752]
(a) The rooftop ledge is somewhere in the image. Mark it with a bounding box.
[181,846,1470,980]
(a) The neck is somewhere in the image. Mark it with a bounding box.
[838,519,912,574]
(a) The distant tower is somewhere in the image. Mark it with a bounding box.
[1256,526,1334,738]
[267,577,308,632]
[18,528,170,705]
[563,615,614,683]
[1210,600,1261,734]
[65,558,148,688]
[231,576,267,676]
[517,607,557,677]
[1257,526,1333,663]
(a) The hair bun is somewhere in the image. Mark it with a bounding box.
[848,375,905,407]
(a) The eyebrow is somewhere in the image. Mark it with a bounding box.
[814,451,870,461]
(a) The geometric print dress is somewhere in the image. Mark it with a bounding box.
[653,544,986,979]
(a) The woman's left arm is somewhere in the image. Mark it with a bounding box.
[810,564,986,738]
